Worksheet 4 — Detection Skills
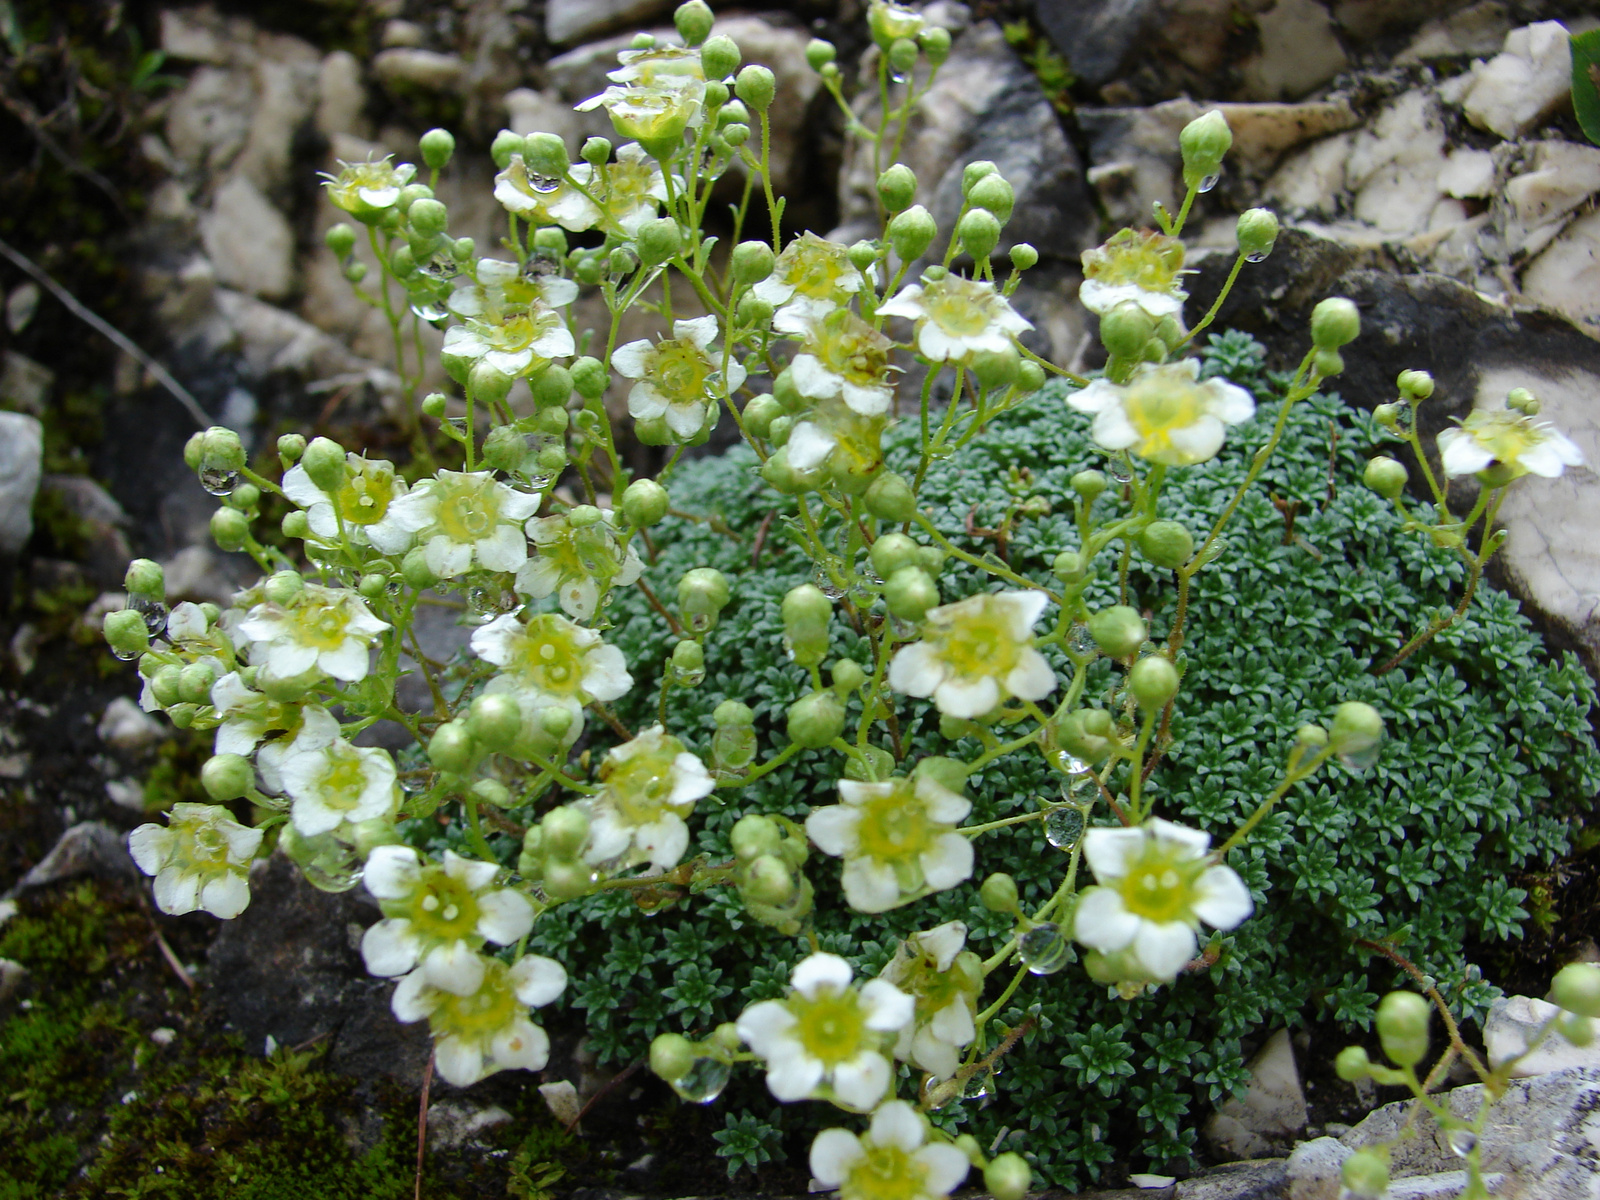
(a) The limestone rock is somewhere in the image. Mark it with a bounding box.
[199,174,295,300]
[1346,89,1449,234]
[234,42,320,195]
[1332,0,1465,43]
[1485,995,1600,1077]
[1240,0,1350,102]
[160,545,241,607]
[38,474,133,585]
[1437,147,1495,199]
[1033,0,1158,88]
[503,87,579,147]
[372,48,467,96]
[546,0,671,46]
[6,822,141,897]
[98,696,166,754]
[1204,1029,1308,1159]
[1521,209,1600,337]
[1459,21,1575,139]
[1502,141,1600,258]
[166,66,255,177]
[0,350,51,416]
[1286,1136,1349,1200]
[1175,1159,1288,1198]
[316,51,369,141]
[159,6,252,66]
[214,288,400,408]
[426,1101,513,1148]
[1396,1,1513,63]
[0,411,43,555]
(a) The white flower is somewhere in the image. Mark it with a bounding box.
[1073,817,1253,982]
[1438,408,1585,481]
[1079,227,1188,319]
[809,1101,969,1200]
[807,774,974,914]
[735,952,913,1109]
[361,846,535,997]
[209,670,280,757]
[751,232,868,321]
[516,509,644,620]
[236,584,389,683]
[878,274,1032,363]
[281,455,413,555]
[322,157,416,217]
[446,260,579,325]
[576,46,707,146]
[775,306,895,417]
[878,922,982,1080]
[391,953,566,1087]
[387,470,539,579]
[1068,359,1255,467]
[128,802,263,919]
[577,725,714,872]
[471,612,632,704]
[888,590,1055,719]
[165,601,211,643]
[278,706,398,837]
[494,153,602,231]
[440,309,575,378]
[613,315,745,440]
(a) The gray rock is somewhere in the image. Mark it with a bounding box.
[0,957,28,1005]
[0,411,43,555]
[1331,0,1462,43]
[6,822,141,898]
[1176,1159,1289,1198]
[1500,140,1600,259]
[1285,1136,1349,1200]
[160,545,241,607]
[1485,994,1600,1078]
[234,48,321,195]
[1205,1029,1308,1160]
[206,850,432,1086]
[1240,0,1349,102]
[546,0,670,47]
[372,47,467,96]
[214,288,400,409]
[159,6,250,66]
[1520,208,1600,335]
[166,65,255,177]
[316,51,369,140]
[426,1100,514,1149]
[0,350,52,415]
[504,87,579,146]
[1459,21,1575,140]
[1396,1,1514,63]
[39,474,132,585]
[1033,0,1158,88]
[200,174,296,300]
[98,696,166,754]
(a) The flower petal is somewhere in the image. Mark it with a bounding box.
[792,952,853,999]
[1072,886,1140,952]
[477,888,535,944]
[362,918,421,977]
[809,1128,864,1186]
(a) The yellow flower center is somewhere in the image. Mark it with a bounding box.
[815,313,889,384]
[1115,844,1204,924]
[1461,411,1541,468]
[652,340,714,403]
[406,870,482,941]
[1123,374,1206,458]
[315,745,373,812]
[923,280,994,338]
[792,986,869,1067]
[432,960,518,1038]
[785,239,855,301]
[510,617,585,695]
[854,781,935,865]
[301,602,352,650]
[843,1143,925,1200]
[334,468,395,526]
[1083,229,1186,292]
[437,478,499,542]
[935,601,1022,679]
[605,750,682,826]
[174,821,230,869]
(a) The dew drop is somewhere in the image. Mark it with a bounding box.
[1197,172,1220,193]
[110,644,139,661]
[530,174,563,194]
[1044,807,1084,849]
[962,1070,994,1101]
[1337,742,1382,772]
[1019,923,1070,975]
[410,300,449,321]
[200,467,239,496]
[1245,250,1270,264]
[811,565,846,600]
[131,596,171,637]
[672,1055,731,1103]
[1055,751,1090,777]
[1067,621,1097,657]
[1446,1129,1476,1158]
[889,67,910,84]
[1108,463,1133,484]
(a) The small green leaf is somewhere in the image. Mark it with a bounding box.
[1573,31,1600,146]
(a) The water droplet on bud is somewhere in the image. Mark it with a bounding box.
[1068,621,1097,657]
[1019,923,1070,975]
[1446,1129,1476,1158]
[131,596,171,637]
[410,300,449,321]
[200,467,239,496]
[672,1055,731,1103]
[530,174,562,194]
[1044,807,1084,849]
[1109,463,1133,484]
[1197,172,1220,193]
[1245,250,1269,263]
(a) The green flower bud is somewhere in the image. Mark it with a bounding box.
[805,38,837,72]
[481,425,526,475]
[877,164,917,213]
[1071,469,1107,501]
[427,720,474,772]
[1311,296,1360,350]
[419,127,455,170]
[542,858,595,900]
[673,0,714,46]
[150,664,184,707]
[650,1032,696,1082]
[469,779,511,809]
[671,638,705,674]
[717,99,750,127]
[540,705,574,740]
[568,504,602,528]
[543,805,591,859]
[1235,207,1279,261]
[914,756,969,795]
[871,532,920,578]
[971,345,1019,392]
[632,33,657,49]
[782,583,832,667]
[421,392,448,419]
[490,129,525,169]
[608,246,639,276]
[702,79,729,111]
[962,160,997,196]
[701,34,741,80]
[984,1153,1033,1200]
[887,37,919,79]
[731,813,782,861]
[257,664,319,702]
[1056,707,1116,762]
[1561,1012,1596,1047]
[888,204,937,262]
[637,217,683,267]
[679,567,731,631]
[914,545,946,577]
[389,244,417,278]
[1552,963,1600,1018]
[980,871,1020,913]
[1128,655,1179,710]
[227,481,260,512]
[300,436,348,494]
[1016,360,1046,393]
[787,689,845,748]
[966,173,1015,224]
[282,510,310,540]
[848,240,879,272]
[731,239,775,286]
[1096,302,1153,362]
[1364,456,1408,500]
[885,565,938,622]
[831,658,867,695]
[1397,369,1434,400]
[124,558,165,599]
[1296,723,1328,749]
[201,753,255,802]
[741,394,781,438]
[452,237,475,260]
[1330,701,1384,767]
[400,546,437,590]
[1009,242,1038,271]
[1342,1149,1390,1199]
[1376,990,1430,1067]
[358,572,388,599]
[570,356,607,400]
[1334,1044,1372,1081]
[864,471,917,522]
[471,362,516,411]
[1179,109,1232,189]
[1088,604,1147,658]
[620,478,669,527]
[581,136,613,166]
[759,446,820,495]
[735,292,773,326]
[1313,348,1344,378]
[1506,386,1538,415]
[1051,550,1083,581]
[176,661,215,705]
[407,197,449,237]
[1138,519,1193,569]
[467,693,522,751]
[735,64,775,110]
[325,222,357,259]
[275,435,306,472]
[529,364,572,409]
[743,853,796,905]
[920,25,951,66]
[210,507,251,552]
[263,570,304,606]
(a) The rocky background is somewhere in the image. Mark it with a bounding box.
[2,0,1600,1196]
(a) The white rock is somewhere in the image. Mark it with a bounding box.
[539,1079,582,1126]
[1241,0,1350,101]
[1285,1135,1349,1200]
[166,66,254,176]
[159,7,245,65]
[1502,140,1600,255]
[1438,147,1496,199]
[1346,89,1449,234]
[105,779,147,811]
[98,696,166,753]
[1204,1029,1308,1159]
[1521,209,1600,336]
[425,1101,512,1150]
[0,958,27,1004]
[0,411,43,555]
[6,281,39,334]
[1485,994,1600,1077]
[1397,1,1514,63]
[1459,21,1575,139]
[546,0,669,46]
[381,19,426,48]
[503,87,579,147]
[316,51,369,139]
[372,48,466,95]
[235,52,320,194]
[1,350,53,415]
[214,289,402,410]
[199,174,295,300]
[160,545,238,607]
